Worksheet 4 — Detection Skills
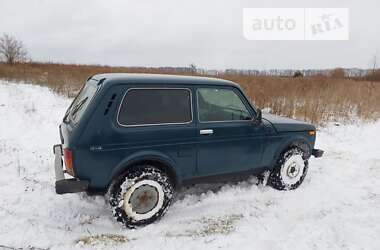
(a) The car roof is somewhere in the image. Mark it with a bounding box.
[91,73,239,87]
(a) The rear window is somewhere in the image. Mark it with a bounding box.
[65,79,100,123]
[118,88,192,126]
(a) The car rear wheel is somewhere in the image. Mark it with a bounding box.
[108,166,174,228]
[268,147,309,190]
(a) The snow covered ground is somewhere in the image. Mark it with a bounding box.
[0,81,379,250]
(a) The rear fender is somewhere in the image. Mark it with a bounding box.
[107,150,180,189]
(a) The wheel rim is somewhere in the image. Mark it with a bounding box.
[280,154,305,186]
[123,180,164,221]
[129,184,159,214]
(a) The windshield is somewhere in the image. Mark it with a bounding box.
[64,79,99,124]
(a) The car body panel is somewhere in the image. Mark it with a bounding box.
[194,85,265,177]
[263,113,316,132]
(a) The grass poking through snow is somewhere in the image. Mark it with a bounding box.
[166,214,243,238]
[76,234,132,246]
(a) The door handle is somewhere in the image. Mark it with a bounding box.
[200,129,213,135]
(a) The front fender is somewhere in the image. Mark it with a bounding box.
[270,134,313,169]
[107,150,180,188]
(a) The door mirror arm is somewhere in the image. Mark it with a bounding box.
[252,108,262,125]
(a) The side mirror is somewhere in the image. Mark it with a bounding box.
[254,108,262,125]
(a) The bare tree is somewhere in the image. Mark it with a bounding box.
[189,63,197,73]
[365,54,379,82]
[0,33,28,64]
[371,54,377,75]
[293,70,303,78]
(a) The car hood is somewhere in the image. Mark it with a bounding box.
[262,113,315,132]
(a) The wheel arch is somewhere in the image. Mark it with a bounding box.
[107,151,181,190]
[271,135,312,168]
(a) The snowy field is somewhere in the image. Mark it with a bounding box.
[0,81,379,250]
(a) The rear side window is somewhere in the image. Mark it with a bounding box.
[118,88,192,126]
[66,79,100,124]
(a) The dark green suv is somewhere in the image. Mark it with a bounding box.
[53,73,323,227]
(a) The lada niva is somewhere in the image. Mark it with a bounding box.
[53,73,323,227]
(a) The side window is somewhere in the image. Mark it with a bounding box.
[118,88,192,126]
[197,88,252,122]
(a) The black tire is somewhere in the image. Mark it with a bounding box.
[268,147,309,190]
[108,166,174,228]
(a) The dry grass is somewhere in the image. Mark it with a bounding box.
[227,74,380,125]
[166,214,243,238]
[76,234,131,246]
[1,62,379,125]
[0,62,193,96]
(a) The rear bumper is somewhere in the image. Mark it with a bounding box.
[312,149,324,158]
[53,144,89,194]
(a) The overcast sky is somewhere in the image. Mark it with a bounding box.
[0,0,379,70]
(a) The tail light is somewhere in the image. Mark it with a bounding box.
[308,130,316,136]
[63,148,75,176]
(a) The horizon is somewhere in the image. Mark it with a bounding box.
[0,61,375,72]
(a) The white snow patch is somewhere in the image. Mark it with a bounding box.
[0,81,379,250]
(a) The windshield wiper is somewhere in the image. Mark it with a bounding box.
[71,97,88,117]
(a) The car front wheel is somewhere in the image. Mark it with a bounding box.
[268,147,309,190]
[108,166,174,228]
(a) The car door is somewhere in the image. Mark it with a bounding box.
[195,86,265,177]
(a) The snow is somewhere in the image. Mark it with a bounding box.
[0,81,379,250]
